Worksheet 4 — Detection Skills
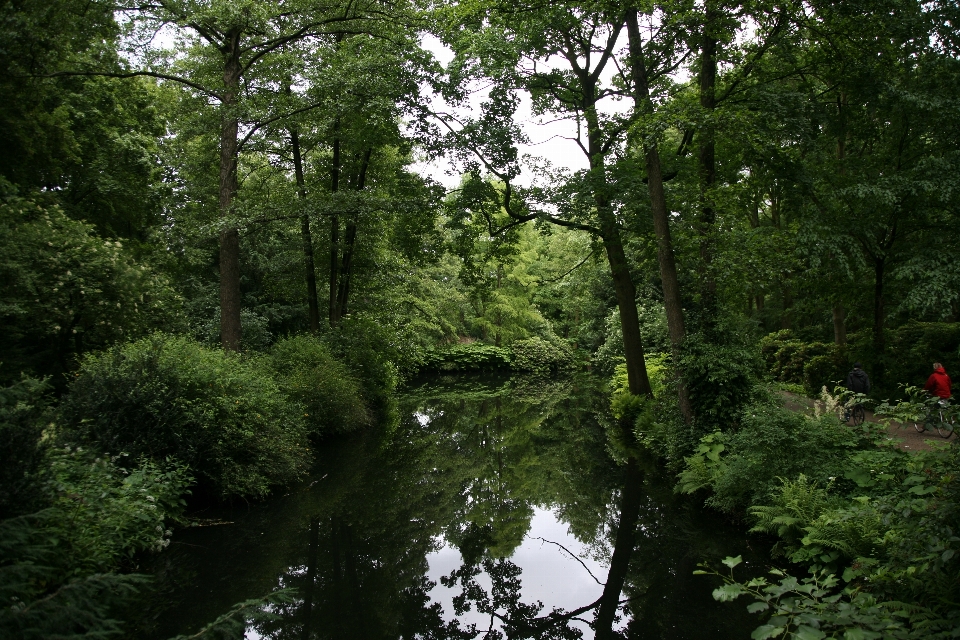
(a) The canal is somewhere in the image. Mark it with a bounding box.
[139,373,768,639]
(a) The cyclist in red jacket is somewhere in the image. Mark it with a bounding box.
[924,362,952,399]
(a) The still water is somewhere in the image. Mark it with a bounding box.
[141,374,768,639]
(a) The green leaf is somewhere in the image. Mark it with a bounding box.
[844,629,883,640]
[722,555,743,569]
[795,626,826,640]
[751,624,784,639]
[747,601,770,613]
[713,584,746,602]
[942,549,954,562]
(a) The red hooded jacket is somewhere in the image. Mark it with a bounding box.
[925,367,952,399]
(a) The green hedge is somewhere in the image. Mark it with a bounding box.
[419,343,512,372]
[761,323,960,396]
[269,335,370,438]
[60,334,310,500]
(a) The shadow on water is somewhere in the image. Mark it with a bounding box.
[138,373,769,639]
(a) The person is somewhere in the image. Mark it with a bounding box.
[924,362,952,400]
[845,362,871,395]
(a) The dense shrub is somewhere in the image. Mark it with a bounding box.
[0,376,53,518]
[509,337,574,374]
[321,313,399,416]
[760,322,960,396]
[60,334,311,499]
[0,194,184,384]
[802,351,850,396]
[701,432,960,638]
[0,448,190,638]
[678,403,865,513]
[269,335,370,438]
[679,331,764,432]
[419,343,512,372]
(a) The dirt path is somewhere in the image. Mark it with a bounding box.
[778,391,954,452]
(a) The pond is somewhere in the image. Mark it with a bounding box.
[138,374,769,639]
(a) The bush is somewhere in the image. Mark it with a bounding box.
[269,335,370,438]
[509,337,574,374]
[0,449,190,638]
[0,194,184,384]
[802,351,850,397]
[0,376,54,518]
[678,403,865,513]
[321,314,399,416]
[679,331,764,432]
[60,334,310,500]
[419,343,512,372]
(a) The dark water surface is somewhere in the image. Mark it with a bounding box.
[140,374,768,639]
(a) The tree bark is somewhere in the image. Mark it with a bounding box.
[334,148,372,320]
[290,127,321,334]
[832,304,847,346]
[585,94,653,398]
[328,134,341,326]
[626,10,693,423]
[594,457,643,639]
[698,2,719,331]
[218,29,243,351]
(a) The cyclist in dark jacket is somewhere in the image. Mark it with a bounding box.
[846,363,871,394]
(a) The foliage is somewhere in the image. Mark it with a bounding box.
[508,336,575,375]
[678,402,866,513]
[0,449,190,639]
[268,335,370,438]
[691,393,960,637]
[0,193,184,383]
[320,313,399,416]
[0,375,54,518]
[420,343,512,372]
[700,557,939,640]
[60,334,310,500]
[679,329,765,432]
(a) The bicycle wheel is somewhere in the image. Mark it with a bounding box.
[852,405,865,426]
[937,414,956,439]
[915,420,925,433]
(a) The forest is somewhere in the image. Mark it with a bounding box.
[1,0,959,637]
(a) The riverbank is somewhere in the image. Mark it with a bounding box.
[778,390,951,452]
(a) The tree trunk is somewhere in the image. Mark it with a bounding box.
[218,30,243,351]
[334,148,372,320]
[697,2,719,331]
[626,10,693,423]
[594,457,643,639]
[290,127,321,334]
[832,304,847,346]
[873,256,886,381]
[299,516,320,640]
[780,283,792,330]
[600,214,653,397]
[328,134,341,326]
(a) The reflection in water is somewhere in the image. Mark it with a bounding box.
[141,374,765,639]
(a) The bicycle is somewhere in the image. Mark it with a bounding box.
[843,403,866,426]
[913,398,956,439]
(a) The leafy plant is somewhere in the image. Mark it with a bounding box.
[699,556,932,640]
[0,375,54,518]
[0,449,190,639]
[60,334,310,499]
[509,336,574,375]
[268,335,370,438]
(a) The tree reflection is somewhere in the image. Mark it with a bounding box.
[149,374,762,639]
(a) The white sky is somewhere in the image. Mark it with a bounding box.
[412,33,632,189]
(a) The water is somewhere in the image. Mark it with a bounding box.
[139,374,768,639]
